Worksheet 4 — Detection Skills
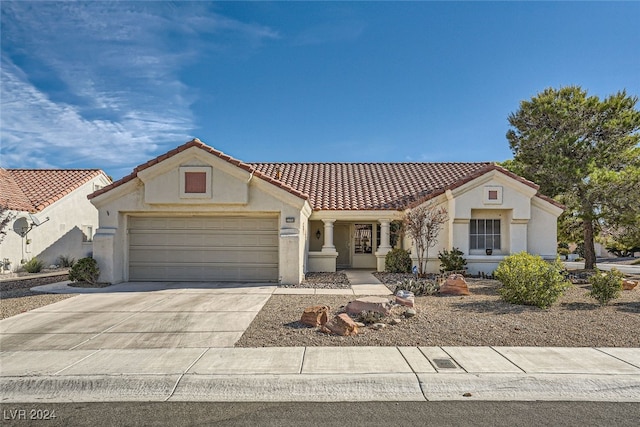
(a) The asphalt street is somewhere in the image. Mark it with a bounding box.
[1,401,639,427]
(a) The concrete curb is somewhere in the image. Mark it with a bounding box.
[2,372,639,403]
[2,346,640,403]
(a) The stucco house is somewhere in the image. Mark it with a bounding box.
[0,168,112,272]
[88,139,563,285]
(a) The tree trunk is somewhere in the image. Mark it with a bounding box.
[583,217,597,270]
[423,248,429,276]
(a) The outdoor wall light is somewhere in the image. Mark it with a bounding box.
[316,229,322,240]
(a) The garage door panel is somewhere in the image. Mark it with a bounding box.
[130,248,278,264]
[130,233,278,248]
[130,217,277,230]
[130,265,278,282]
[128,216,279,282]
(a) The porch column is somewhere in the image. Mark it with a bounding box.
[375,219,393,272]
[378,219,392,250]
[321,219,336,251]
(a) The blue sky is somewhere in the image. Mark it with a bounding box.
[1,1,639,180]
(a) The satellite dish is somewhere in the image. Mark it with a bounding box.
[29,213,42,226]
[13,217,30,237]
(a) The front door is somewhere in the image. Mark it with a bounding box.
[334,224,351,268]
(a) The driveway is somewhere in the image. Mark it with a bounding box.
[564,261,640,276]
[0,282,276,351]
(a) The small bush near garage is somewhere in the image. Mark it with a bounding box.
[22,258,44,273]
[438,247,467,272]
[68,257,100,284]
[385,248,412,273]
[589,268,624,306]
[494,252,570,309]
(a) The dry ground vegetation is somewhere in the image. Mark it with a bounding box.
[0,271,76,320]
[236,271,640,348]
[2,268,639,348]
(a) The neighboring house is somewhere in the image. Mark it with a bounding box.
[0,168,112,272]
[89,139,563,284]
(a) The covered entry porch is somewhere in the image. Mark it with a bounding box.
[307,215,402,273]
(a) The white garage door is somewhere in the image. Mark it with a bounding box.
[128,216,279,282]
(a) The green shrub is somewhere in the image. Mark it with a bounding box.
[394,278,439,296]
[57,255,76,268]
[68,257,100,284]
[385,248,412,273]
[438,247,467,272]
[494,252,570,309]
[22,258,44,273]
[589,268,623,305]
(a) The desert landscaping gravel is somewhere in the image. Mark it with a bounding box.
[280,272,351,289]
[0,273,76,320]
[236,277,640,348]
[3,269,638,348]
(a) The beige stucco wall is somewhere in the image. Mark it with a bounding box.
[91,147,310,284]
[305,171,561,276]
[0,175,111,272]
[90,156,562,282]
[528,197,561,259]
[407,171,561,275]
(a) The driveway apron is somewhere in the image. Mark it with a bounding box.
[0,282,276,351]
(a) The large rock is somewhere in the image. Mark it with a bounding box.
[439,274,470,296]
[324,313,358,336]
[300,305,330,327]
[345,297,392,316]
[395,290,415,307]
[623,279,638,290]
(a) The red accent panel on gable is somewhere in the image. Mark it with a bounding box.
[185,172,207,193]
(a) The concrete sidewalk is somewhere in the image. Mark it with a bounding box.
[2,346,639,402]
[274,269,392,295]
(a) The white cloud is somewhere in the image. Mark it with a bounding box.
[0,2,279,178]
[0,57,188,176]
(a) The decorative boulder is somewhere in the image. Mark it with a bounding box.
[345,297,392,316]
[324,313,358,336]
[300,305,330,327]
[623,279,638,291]
[395,290,415,308]
[439,274,470,296]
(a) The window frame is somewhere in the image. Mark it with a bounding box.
[483,186,503,205]
[354,223,373,254]
[469,219,501,251]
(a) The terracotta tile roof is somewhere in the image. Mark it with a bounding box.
[249,162,497,210]
[89,139,562,211]
[0,168,107,212]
